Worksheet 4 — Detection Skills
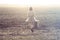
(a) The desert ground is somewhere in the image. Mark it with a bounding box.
[0,7,60,40]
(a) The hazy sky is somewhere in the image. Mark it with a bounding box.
[0,0,60,7]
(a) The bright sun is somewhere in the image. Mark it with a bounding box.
[0,0,60,7]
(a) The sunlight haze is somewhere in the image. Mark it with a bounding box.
[0,0,60,7]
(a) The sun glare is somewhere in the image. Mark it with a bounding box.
[0,0,60,7]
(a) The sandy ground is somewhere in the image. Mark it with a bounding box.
[0,26,59,40]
